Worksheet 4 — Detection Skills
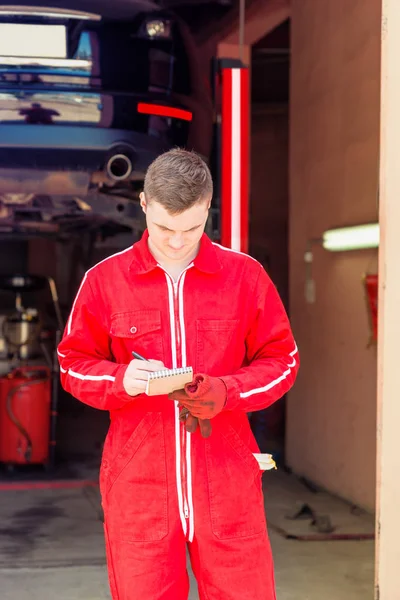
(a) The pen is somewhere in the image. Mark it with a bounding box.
[132,350,148,361]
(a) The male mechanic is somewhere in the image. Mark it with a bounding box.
[58,149,299,600]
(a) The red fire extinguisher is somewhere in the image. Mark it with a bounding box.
[0,366,51,465]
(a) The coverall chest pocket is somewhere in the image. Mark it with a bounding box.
[110,309,164,362]
[101,412,168,542]
[196,319,239,374]
[205,425,266,540]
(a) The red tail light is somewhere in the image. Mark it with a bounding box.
[137,102,193,122]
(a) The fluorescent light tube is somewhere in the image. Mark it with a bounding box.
[0,7,100,20]
[322,223,379,252]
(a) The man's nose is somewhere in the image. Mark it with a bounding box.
[169,233,184,249]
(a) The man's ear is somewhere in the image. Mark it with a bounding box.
[139,192,147,214]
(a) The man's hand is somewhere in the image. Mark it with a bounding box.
[169,374,227,420]
[123,359,165,397]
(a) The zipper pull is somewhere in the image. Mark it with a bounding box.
[184,496,189,519]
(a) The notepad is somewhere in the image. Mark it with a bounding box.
[145,366,193,396]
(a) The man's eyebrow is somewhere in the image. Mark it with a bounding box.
[186,223,204,231]
[155,223,203,232]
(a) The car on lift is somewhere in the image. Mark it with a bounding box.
[0,4,213,238]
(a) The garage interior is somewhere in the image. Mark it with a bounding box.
[0,0,386,598]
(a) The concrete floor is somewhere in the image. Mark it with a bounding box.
[0,469,374,599]
[272,532,374,600]
[0,528,374,599]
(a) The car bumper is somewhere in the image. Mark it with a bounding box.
[0,124,170,177]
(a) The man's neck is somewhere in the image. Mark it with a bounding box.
[148,240,199,282]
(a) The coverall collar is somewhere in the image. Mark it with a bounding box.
[129,230,222,275]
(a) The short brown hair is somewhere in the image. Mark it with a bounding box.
[143,148,213,214]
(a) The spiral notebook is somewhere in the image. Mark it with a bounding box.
[146,366,193,396]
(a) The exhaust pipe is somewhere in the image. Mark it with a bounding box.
[106,154,133,181]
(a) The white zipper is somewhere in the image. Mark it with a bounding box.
[161,263,195,541]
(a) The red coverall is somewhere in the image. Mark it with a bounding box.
[58,231,299,600]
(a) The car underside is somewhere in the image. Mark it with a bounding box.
[0,3,215,239]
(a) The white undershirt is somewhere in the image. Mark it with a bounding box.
[148,239,200,282]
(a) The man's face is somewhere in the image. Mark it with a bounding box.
[140,193,211,263]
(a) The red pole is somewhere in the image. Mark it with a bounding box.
[220,63,249,253]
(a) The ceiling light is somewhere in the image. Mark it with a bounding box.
[0,6,100,20]
[145,19,171,39]
[322,223,379,252]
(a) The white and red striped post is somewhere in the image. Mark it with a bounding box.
[220,62,250,254]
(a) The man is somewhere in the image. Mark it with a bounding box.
[58,149,299,600]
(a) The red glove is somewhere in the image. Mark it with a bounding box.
[169,374,227,420]
[179,407,212,438]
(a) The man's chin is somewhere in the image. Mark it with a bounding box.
[165,249,188,260]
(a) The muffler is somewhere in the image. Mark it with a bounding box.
[106,154,133,181]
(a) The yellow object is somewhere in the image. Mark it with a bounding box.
[253,453,277,471]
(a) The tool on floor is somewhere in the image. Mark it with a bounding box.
[285,501,335,534]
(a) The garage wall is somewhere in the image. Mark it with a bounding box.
[250,105,288,305]
[250,104,289,453]
[287,0,381,510]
